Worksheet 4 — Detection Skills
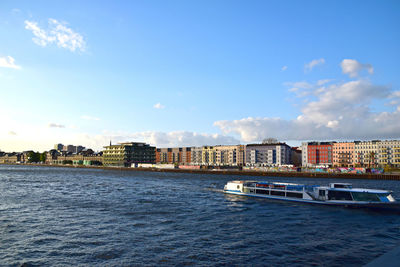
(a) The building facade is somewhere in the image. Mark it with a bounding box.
[0,153,21,164]
[214,145,245,166]
[190,147,203,165]
[332,142,355,167]
[103,142,155,167]
[301,142,308,167]
[245,143,291,166]
[377,140,400,168]
[354,140,379,167]
[307,142,333,167]
[155,147,191,165]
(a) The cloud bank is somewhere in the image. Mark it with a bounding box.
[0,56,21,69]
[25,19,85,52]
[214,59,400,142]
[77,131,241,151]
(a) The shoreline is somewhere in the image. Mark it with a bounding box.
[2,163,400,180]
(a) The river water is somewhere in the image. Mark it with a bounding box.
[1,165,400,266]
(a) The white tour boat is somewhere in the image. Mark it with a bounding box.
[223,180,400,210]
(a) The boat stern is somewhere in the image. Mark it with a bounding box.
[224,181,244,193]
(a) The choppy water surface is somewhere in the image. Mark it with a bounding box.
[1,165,400,266]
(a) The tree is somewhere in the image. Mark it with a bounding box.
[368,151,376,168]
[262,138,278,144]
[27,151,40,163]
[39,152,47,163]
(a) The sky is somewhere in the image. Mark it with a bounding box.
[1,0,400,152]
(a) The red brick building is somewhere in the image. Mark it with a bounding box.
[307,142,333,167]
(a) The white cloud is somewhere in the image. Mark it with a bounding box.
[316,79,332,86]
[281,66,288,71]
[153,103,165,109]
[0,56,21,69]
[25,19,85,52]
[214,77,400,141]
[8,131,17,136]
[340,59,373,78]
[390,91,400,98]
[48,123,65,128]
[75,130,241,151]
[304,58,325,72]
[81,115,100,121]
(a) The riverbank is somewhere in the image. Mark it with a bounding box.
[3,163,400,180]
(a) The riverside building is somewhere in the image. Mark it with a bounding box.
[377,140,400,168]
[103,142,155,167]
[190,147,203,165]
[188,145,245,166]
[155,147,191,165]
[354,140,379,167]
[214,145,245,166]
[245,143,291,167]
[332,142,355,167]
[305,142,333,167]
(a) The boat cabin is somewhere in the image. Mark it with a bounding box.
[329,183,352,189]
[224,181,244,192]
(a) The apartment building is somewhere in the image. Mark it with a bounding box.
[354,140,379,167]
[190,147,203,165]
[189,145,245,166]
[103,142,155,167]
[214,145,245,166]
[307,142,333,167]
[377,140,400,167]
[245,143,291,166]
[202,146,215,165]
[155,147,191,165]
[332,142,355,167]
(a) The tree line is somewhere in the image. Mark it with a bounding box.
[27,151,46,163]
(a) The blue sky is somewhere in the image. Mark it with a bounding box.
[1,0,400,152]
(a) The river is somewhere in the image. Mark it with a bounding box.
[1,165,399,266]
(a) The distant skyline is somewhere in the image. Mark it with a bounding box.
[1,0,400,152]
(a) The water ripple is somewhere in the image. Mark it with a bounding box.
[1,165,400,266]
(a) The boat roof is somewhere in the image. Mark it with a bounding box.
[230,181,305,186]
[227,181,391,194]
[329,188,391,193]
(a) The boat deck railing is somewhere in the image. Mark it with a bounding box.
[243,183,321,193]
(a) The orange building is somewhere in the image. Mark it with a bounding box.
[155,147,191,165]
[332,142,355,167]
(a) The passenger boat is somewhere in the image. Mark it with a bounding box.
[223,180,400,210]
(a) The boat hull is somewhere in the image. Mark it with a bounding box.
[223,190,400,211]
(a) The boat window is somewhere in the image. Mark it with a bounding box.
[286,192,303,198]
[271,190,285,196]
[333,184,352,189]
[256,189,269,195]
[328,190,353,201]
[319,190,325,197]
[351,192,380,202]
